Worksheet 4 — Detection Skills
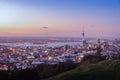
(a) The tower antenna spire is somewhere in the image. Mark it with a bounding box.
[82,26,85,40]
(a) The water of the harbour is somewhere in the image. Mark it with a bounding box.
[0,42,82,47]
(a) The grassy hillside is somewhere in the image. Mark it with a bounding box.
[43,60,120,80]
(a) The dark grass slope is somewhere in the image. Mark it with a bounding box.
[0,63,78,80]
[43,60,120,80]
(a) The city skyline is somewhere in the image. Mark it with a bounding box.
[0,0,120,38]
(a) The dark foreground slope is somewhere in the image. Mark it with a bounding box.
[44,60,120,80]
[0,63,78,80]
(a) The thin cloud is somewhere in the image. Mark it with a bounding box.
[42,26,48,29]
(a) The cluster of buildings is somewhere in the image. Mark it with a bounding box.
[0,44,85,70]
[0,30,120,70]
[0,39,120,70]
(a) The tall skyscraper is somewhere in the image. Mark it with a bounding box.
[82,27,86,46]
[82,27,85,41]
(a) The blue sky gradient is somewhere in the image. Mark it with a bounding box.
[0,0,120,38]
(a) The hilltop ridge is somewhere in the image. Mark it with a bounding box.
[43,60,120,80]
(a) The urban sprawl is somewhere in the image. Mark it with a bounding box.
[0,37,120,70]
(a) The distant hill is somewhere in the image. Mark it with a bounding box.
[43,60,120,80]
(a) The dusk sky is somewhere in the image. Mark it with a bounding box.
[0,0,120,38]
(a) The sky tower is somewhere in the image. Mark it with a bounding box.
[82,27,86,46]
[82,27,85,41]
